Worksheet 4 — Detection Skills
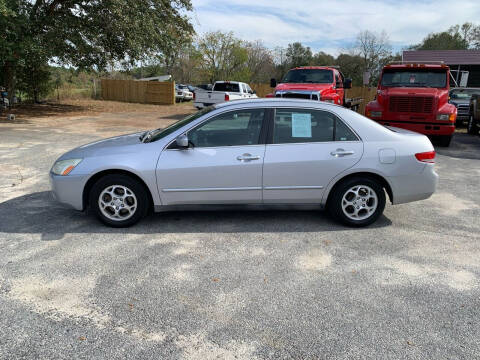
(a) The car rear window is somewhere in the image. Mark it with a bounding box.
[214,83,240,92]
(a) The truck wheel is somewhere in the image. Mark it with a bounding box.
[437,135,452,147]
[467,114,478,135]
[328,176,386,227]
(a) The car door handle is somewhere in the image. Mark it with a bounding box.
[330,149,355,157]
[237,153,260,161]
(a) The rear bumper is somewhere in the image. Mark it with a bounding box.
[50,172,88,210]
[375,120,455,136]
[388,164,438,205]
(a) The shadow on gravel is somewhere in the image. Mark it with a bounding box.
[0,191,392,240]
[434,133,480,160]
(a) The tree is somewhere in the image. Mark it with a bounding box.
[171,43,203,84]
[335,53,364,86]
[353,30,392,85]
[0,0,193,101]
[197,31,249,83]
[285,42,313,68]
[245,41,274,83]
[311,51,335,66]
[413,31,468,50]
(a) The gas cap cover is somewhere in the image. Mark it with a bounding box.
[379,148,396,164]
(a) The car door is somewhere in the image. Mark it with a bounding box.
[263,107,363,203]
[157,108,267,205]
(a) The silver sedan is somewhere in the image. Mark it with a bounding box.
[50,99,438,227]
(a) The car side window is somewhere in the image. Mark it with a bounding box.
[335,118,358,141]
[188,109,265,148]
[273,109,334,144]
[273,108,358,144]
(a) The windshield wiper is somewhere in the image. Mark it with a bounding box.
[139,131,148,141]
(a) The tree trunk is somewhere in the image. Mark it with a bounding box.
[4,61,16,103]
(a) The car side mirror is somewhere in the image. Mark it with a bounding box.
[250,90,256,94]
[176,134,189,148]
[344,78,352,89]
[270,78,277,88]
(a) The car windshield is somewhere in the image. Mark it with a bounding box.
[282,69,333,84]
[146,106,215,142]
[381,69,447,88]
[450,89,479,99]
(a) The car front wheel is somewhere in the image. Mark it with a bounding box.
[328,177,386,227]
[89,174,149,227]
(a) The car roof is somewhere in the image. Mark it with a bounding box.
[214,98,343,110]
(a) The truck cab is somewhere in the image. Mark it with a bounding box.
[365,63,456,146]
[194,81,257,109]
[269,66,353,107]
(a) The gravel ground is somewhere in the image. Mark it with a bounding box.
[0,104,479,359]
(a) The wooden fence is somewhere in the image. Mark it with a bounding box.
[101,79,175,105]
[251,84,376,115]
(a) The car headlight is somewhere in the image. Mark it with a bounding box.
[436,113,455,121]
[51,159,82,176]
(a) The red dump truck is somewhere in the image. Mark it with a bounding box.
[268,66,362,111]
[365,62,456,146]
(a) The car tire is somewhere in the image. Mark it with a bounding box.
[437,135,452,147]
[89,174,150,227]
[467,114,478,135]
[328,177,386,227]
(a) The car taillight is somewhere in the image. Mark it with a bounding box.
[415,151,435,163]
[193,92,195,100]
[225,93,230,101]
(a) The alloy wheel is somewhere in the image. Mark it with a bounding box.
[341,185,378,221]
[98,185,137,221]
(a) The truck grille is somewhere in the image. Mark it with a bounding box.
[456,103,470,115]
[389,96,434,114]
[275,92,319,101]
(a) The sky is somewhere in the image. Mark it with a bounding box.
[190,0,480,55]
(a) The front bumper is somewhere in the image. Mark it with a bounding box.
[50,172,88,210]
[374,120,455,136]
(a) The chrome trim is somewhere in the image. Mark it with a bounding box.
[275,90,321,101]
[263,185,324,190]
[162,186,262,192]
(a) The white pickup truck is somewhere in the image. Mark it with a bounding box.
[194,81,257,109]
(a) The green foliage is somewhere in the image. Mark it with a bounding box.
[335,54,364,86]
[412,22,480,50]
[0,0,194,101]
[285,42,313,68]
[197,31,249,83]
[311,52,335,66]
[414,32,468,50]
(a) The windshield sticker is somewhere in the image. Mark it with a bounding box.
[292,113,312,137]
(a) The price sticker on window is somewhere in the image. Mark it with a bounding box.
[291,113,312,137]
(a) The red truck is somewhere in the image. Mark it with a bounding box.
[268,66,362,110]
[365,62,456,146]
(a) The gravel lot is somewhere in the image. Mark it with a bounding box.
[1,102,479,359]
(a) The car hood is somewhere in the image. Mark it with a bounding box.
[58,132,144,160]
[449,99,470,106]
